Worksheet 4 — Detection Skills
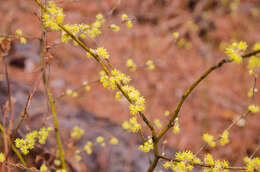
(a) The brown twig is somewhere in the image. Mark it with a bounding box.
[158,155,250,171]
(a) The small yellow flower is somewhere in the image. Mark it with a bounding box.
[146,60,155,70]
[20,37,27,44]
[248,104,259,113]
[74,150,81,161]
[40,164,49,172]
[110,24,120,32]
[96,136,106,147]
[66,89,73,96]
[164,110,170,116]
[173,118,180,134]
[16,29,22,36]
[121,14,128,21]
[126,20,133,28]
[71,91,78,98]
[172,32,179,39]
[203,133,216,147]
[248,88,258,97]
[109,137,119,145]
[126,59,137,71]
[219,130,229,146]
[84,141,93,155]
[96,47,110,59]
[54,159,61,166]
[0,153,5,163]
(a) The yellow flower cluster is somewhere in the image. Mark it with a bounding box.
[139,137,153,153]
[0,152,5,163]
[109,137,119,145]
[96,47,110,59]
[38,127,53,144]
[248,104,260,113]
[121,14,133,28]
[146,60,155,70]
[61,24,89,43]
[203,133,216,147]
[42,1,65,31]
[248,56,260,75]
[15,29,27,44]
[61,14,105,42]
[219,130,229,146]
[110,24,120,32]
[203,154,229,172]
[225,41,248,64]
[122,117,141,133]
[100,69,131,89]
[56,169,66,172]
[173,118,180,134]
[100,69,145,115]
[15,127,53,155]
[96,136,106,147]
[163,151,201,172]
[70,126,84,139]
[175,151,201,163]
[126,58,137,71]
[43,1,105,41]
[248,87,258,97]
[123,86,146,115]
[84,141,93,155]
[88,13,105,39]
[244,157,260,172]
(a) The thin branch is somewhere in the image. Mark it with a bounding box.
[195,110,250,156]
[4,63,13,138]
[158,155,250,171]
[55,79,99,100]
[38,3,66,170]
[249,136,260,159]
[4,161,39,172]
[157,50,260,142]
[0,34,40,40]
[0,123,26,166]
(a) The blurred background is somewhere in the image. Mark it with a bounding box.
[0,0,260,171]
